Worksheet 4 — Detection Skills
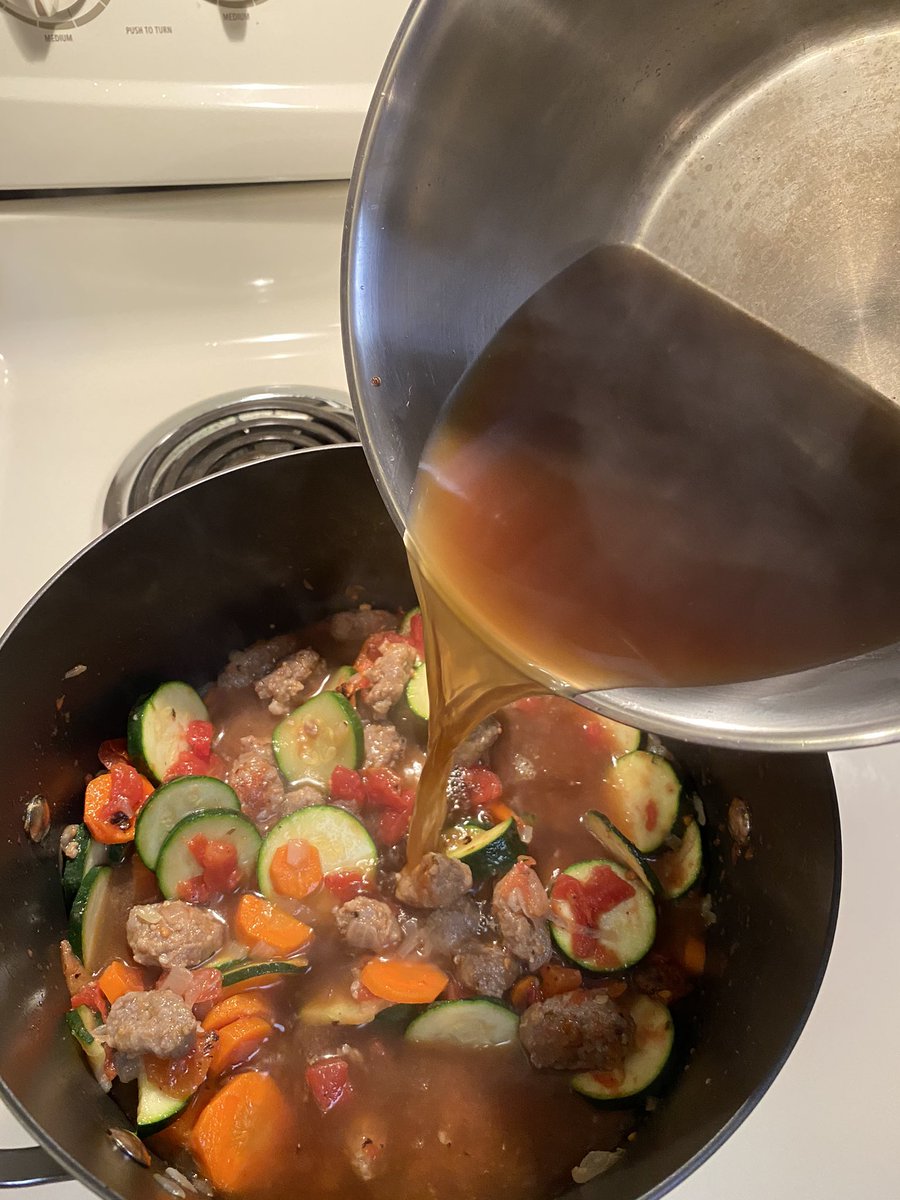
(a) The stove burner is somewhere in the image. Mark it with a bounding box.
[103,388,357,527]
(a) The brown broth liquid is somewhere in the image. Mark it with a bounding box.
[407,244,900,856]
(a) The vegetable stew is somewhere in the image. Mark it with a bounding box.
[58,604,711,1198]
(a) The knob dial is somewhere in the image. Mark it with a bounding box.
[0,0,109,24]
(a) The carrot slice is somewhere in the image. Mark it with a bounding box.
[539,963,582,997]
[144,1040,214,1100]
[190,1073,292,1194]
[234,894,314,957]
[209,1016,273,1076]
[269,840,322,901]
[97,960,144,1005]
[84,770,154,844]
[201,993,272,1033]
[359,958,449,1004]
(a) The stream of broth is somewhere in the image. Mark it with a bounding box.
[406,244,900,859]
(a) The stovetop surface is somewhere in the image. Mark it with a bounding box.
[0,183,897,1200]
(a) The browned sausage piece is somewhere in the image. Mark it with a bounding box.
[492,862,553,972]
[217,633,301,688]
[254,648,325,717]
[394,853,472,909]
[336,898,402,953]
[423,897,481,957]
[227,735,286,829]
[518,989,634,1070]
[104,990,199,1059]
[454,945,523,999]
[363,722,406,769]
[362,642,418,719]
[329,607,398,645]
[126,901,225,970]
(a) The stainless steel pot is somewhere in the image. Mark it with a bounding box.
[0,448,839,1198]
[343,0,900,751]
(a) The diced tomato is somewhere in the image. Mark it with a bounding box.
[323,870,367,903]
[101,762,152,825]
[164,750,226,782]
[97,739,130,770]
[189,835,241,893]
[329,765,366,808]
[70,983,109,1020]
[144,1039,214,1100]
[306,1059,352,1113]
[360,769,415,846]
[407,612,426,659]
[186,720,214,759]
[458,766,503,810]
[177,876,209,904]
[552,867,635,963]
[185,968,224,1013]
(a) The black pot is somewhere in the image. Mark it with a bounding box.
[0,446,839,1200]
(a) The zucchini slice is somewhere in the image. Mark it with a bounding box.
[257,805,377,899]
[220,960,307,990]
[549,859,656,973]
[135,776,240,870]
[602,751,681,854]
[583,811,660,895]
[652,817,703,900]
[155,809,261,901]
[405,1000,519,1048]
[68,865,113,972]
[127,681,209,784]
[299,987,388,1026]
[61,826,125,909]
[272,692,364,788]
[398,606,421,640]
[572,995,674,1104]
[584,714,643,758]
[447,818,524,880]
[66,1004,111,1092]
[405,662,430,720]
[324,665,355,692]
[137,1068,189,1136]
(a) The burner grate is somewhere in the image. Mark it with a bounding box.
[103,388,358,527]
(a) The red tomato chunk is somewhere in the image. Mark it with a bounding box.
[306,1059,353,1113]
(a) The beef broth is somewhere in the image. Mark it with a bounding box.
[405,243,900,857]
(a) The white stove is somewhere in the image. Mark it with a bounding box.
[1,3,899,1200]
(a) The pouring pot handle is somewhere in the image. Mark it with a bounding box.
[0,1146,68,1187]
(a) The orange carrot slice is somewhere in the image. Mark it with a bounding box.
[84,770,154,844]
[190,1073,292,1194]
[209,1016,273,1076]
[201,993,272,1033]
[234,894,314,957]
[269,840,322,900]
[97,960,144,1005]
[359,958,449,1004]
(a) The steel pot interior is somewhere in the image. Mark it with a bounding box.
[0,447,839,1200]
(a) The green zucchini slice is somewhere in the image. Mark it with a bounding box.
[220,960,307,989]
[155,809,261,901]
[66,1004,111,1092]
[135,776,240,870]
[137,1068,189,1135]
[61,825,125,909]
[127,681,209,783]
[405,1000,519,1048]
[602,751,681,854]
[68,865,113,972]
[272,692,364,788]
[652,817,703,899]
[549,859,656,973]
[571,995,674,1104]
[405,662,430,720]
[583,811,660,895]
[447,818,524,880]
[257,805,377,899]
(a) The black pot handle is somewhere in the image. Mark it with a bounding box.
[0,1146,68,1188]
